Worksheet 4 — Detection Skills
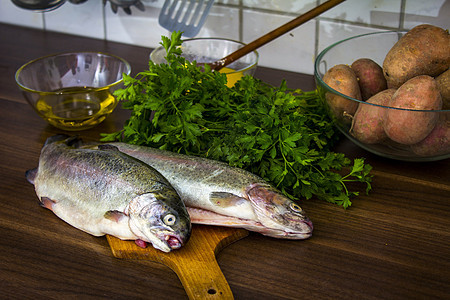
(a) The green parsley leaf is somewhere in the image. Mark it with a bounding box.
[101,32,373,208]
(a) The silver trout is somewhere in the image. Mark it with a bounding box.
[26,136,191,252]
[102,143,313,239]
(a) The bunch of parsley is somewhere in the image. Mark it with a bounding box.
[102,31,372,208]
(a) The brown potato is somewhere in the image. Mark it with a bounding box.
[383,24,450,88]
[323,64,361,123]
[351,89,395,144]
[384,75,442,145]
[351,58,387,100]
[436,69,450,110]
[411,112,450,156]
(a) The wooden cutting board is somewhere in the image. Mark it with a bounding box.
[106,225,248,299]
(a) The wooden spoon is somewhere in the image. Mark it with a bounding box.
[210,0,345,71]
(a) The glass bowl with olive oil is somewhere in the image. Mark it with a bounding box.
[15,52,131,131]
[150,38,258,87]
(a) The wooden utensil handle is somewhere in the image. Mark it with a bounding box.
[211,0,345,71]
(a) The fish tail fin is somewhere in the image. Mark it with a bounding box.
[43,134,70,146]
[25,168,38,184]
[44,135,83,148]
[98,144,120,152]
[65,135,83,148]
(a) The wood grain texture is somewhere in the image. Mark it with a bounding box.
[0,24,449,300]
[107,225,248,300]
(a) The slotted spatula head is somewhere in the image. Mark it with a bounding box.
[159,0,214,37]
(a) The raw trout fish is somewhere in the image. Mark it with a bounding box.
[99,143,313,239]
[26,136,191,252]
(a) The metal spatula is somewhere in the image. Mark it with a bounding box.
[159,0,214,37]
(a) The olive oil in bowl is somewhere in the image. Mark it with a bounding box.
[15,52,131,131]
[35,87,117,131]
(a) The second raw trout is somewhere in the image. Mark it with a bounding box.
[101,143,313,239]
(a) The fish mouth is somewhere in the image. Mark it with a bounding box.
[261,220,313,240]
[155,231,185,251]
[283,222,313,238]
[136,233,184,252]
[135,235,183,252]
[164,234,183,250]
[266,229,312,239]
[287,219,313,238]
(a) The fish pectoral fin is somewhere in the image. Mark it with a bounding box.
[104,210,128,223]
[210,192,247,208]
[39,197,57,211]
[98,144,120,152]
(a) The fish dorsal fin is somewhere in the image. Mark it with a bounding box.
[98,144,120,152]
[210,192,247,208]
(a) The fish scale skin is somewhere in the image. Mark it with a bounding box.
[109,143,313,239]
[35,143,174,216]
[29,137,191,251]
[110,143,260,220]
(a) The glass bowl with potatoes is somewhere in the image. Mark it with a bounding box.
[314,25,449,162]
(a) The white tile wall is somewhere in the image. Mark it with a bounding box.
[0,0,448,75]
[242,0,317,13]
[195,5,241,40]
[45,0,104,39]
[317,21,386,54]
[105,3,167,48]
[0,1,44,28]
[404,0,449,29]
[243,9,316,74]
[319,0,403,28]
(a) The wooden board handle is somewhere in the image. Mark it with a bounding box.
[107,225,249,299]
[166,249,233,299]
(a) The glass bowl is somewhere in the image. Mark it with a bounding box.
[314,31,449,162]
[150,37,259,87]
[15,52,131,131]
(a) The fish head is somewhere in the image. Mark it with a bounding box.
[246,184,313,239]
[127,192,191,252]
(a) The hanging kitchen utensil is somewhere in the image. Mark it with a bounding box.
[11,0,66,11]
[159,0,214,37]
[210,0,345,71]
[103,0,145,15]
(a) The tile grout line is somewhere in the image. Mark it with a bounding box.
[42,11,46,31]
[238,0,243,42]
[314,0,320,66]
[399,0,406,30]
[102,3,107,41]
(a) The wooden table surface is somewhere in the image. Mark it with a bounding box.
[0,23,449,299]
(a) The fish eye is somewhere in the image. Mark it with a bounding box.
[163,214,176,226]
[289,202,303,213]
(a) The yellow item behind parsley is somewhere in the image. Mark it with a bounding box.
[102,32,372,208]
